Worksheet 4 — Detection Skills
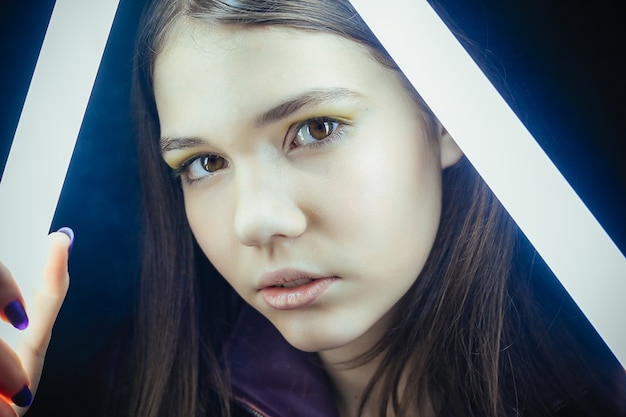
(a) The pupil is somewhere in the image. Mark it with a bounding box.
[309,120,331,140]
[202,155,224,172]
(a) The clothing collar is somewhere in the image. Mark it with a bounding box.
[228,305,341,417]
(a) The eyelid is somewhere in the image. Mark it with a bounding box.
[162,149,202,170]
[169,152,228,184]
[168,154,197,180]
[166,151,201,174]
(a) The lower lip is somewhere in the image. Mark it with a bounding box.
[260,277,336,310]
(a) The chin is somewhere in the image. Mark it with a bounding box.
[275,320,370,355]
[283,335,352,354]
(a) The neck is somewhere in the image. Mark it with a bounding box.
[319,344,382,417]
[317,316,435,417]
[317,314,390,417]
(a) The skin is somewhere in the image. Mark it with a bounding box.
[157,21,462,416]
[0,233,71,417]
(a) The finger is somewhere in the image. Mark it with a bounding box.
[40,227,73,299]
[0,339,31,410]
[17,229,72,394]
[0,262,28,331]
[0,399,17,417]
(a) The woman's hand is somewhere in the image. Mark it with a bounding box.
[0,229,72,417]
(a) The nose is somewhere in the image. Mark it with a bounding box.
[233,167,306,247]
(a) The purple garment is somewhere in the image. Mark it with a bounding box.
[69,302,626,417]
[226,305,626,417]
[228,305,341,417]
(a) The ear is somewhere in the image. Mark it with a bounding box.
[437,123,463,168]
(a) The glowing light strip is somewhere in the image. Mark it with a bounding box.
[0,0,120,348]
[350,0,626,365]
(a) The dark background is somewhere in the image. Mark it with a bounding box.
[0,0,624,414]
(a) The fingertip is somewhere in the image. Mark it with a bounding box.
[3,300,28,331]
[10,385,32,408]
[41,228,73,298]
[54,227,74,255]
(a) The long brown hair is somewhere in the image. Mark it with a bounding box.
[128,1,624,416]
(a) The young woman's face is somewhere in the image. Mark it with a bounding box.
[155,22,461,355]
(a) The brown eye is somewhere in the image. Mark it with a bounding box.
[200,155,227,172]
[307,119,334,140]
[293,118,341,148]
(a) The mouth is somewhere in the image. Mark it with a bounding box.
[272,277,316,288]
[258,270,337,310]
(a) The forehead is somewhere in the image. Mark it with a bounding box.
[157,17,373,59]
[153,20,404,133]
[155,20,385,84]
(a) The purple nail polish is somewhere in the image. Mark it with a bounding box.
[11,385,33,408]
[4,299,28,330]
[56,226,75,254]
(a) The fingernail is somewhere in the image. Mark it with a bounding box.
[56,226,75,255]
[11,385,33,407]
[4,299,28,330]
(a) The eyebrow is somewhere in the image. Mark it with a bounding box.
[160,87,364,153]
[255,88,364,127]
[160,136,206,153]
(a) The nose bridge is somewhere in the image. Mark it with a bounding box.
[233,157,306,246]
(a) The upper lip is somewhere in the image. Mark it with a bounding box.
[257,269,332,290]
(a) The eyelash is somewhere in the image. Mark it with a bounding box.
[287,117,347,151]
[170,154,224,185]
[171,116,347,185]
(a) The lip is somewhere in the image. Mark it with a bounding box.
[258,269,337,310]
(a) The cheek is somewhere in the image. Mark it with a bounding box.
[325,130,442,276]
[336,134,441,223]
[183,190,237,277]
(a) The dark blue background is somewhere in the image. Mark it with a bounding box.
[1,0,624,414]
